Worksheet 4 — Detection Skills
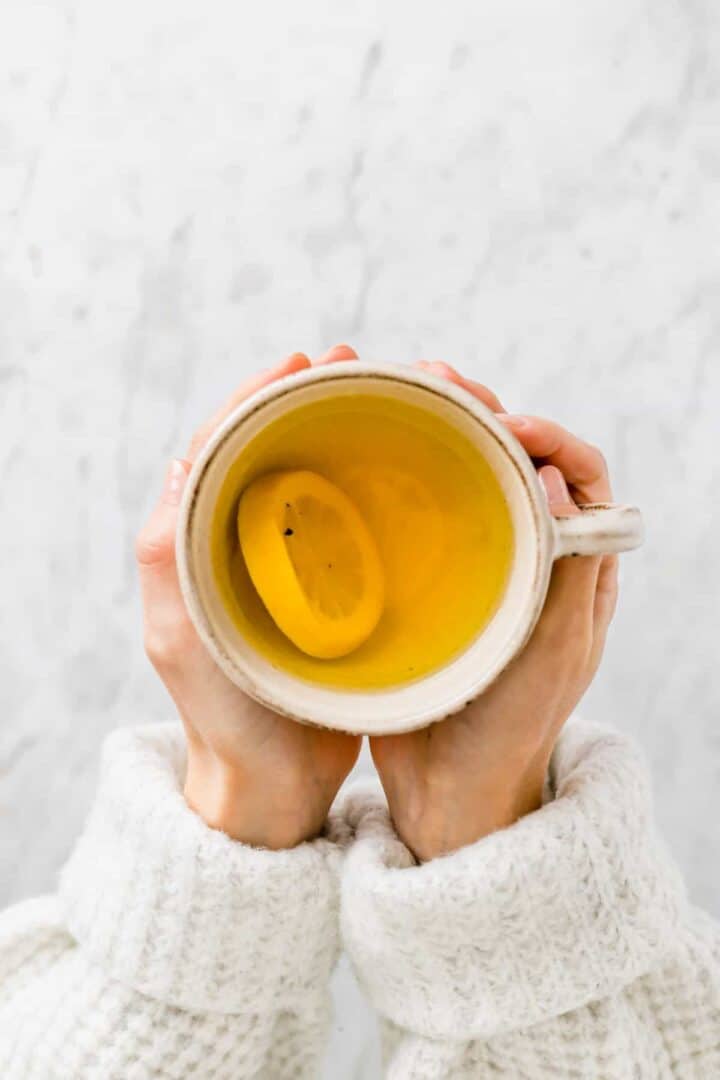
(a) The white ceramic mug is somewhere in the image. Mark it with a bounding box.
[177,363,643,735]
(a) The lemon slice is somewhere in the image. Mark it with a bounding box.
[237,470,385,659]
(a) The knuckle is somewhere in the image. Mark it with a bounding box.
[135,528,174,568]
[143,619,196,671]
[143,629,168,668]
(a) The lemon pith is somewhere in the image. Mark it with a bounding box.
[237,470,385,659]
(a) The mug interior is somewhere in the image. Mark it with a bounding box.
[178,366,552,734]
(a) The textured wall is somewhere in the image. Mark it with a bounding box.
[1,1,719,1075]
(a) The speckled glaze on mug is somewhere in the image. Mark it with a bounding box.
[176,363,643,735]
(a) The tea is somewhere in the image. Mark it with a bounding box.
[210,392,513,690]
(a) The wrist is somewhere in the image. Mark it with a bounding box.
[184,743,327,848]
[390,759,548,862]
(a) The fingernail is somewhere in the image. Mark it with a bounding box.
[428,361,455,378]
[285,352,309,367]
[163,459,189,505]
[497,413,528,428]
[539,465,571,506]
[326,344,358,361]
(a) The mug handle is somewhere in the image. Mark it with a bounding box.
[552,503,644,558]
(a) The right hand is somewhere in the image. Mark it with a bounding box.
[136,346,362,848]
[370,362,619,861]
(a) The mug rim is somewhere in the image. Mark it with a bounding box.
[176,361,555,733]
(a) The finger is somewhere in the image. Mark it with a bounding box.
[414,361,505,413]
[188,352,311,462]
[537,553,602,655]
[536,465,601,630]
[135,458,191,620]
[313,343,358,365]
[573,555,619,691]
[538,465,580,518]
[496,414,611,504]
[593,555,619,643]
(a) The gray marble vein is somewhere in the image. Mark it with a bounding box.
[1,1,719,1074]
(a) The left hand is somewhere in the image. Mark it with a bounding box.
[369,362,619,861]
[136,345,362,848]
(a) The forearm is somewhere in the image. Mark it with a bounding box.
[341,720,718,1077]
[0,723,345,1079]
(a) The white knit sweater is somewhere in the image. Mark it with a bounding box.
[0,720,718,1078]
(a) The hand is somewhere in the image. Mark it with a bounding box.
[370,362,619,861]
[136,345,362,848]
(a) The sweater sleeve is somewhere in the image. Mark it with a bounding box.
[339,719,720,1078]
[0,723,348,1080]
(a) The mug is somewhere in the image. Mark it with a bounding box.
[176,362,643,735]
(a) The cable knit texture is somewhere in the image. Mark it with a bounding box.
[1,718,719,1078]
[340,720,720,1077]
[0,724,349,1079]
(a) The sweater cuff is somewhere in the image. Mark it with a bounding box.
[340,720,689,1042]
[59,724,348,1014]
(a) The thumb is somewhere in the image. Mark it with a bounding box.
[135,458,191,616]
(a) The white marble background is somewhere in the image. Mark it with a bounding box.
[1,0,719,1075]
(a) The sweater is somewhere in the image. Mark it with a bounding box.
[0,720,718,1079]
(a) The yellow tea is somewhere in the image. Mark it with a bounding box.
[210,393,513,690]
